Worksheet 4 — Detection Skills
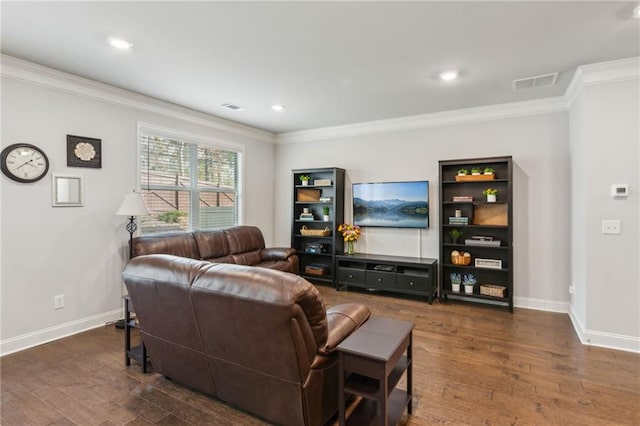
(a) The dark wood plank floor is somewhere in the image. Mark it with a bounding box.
[2,286,639,425]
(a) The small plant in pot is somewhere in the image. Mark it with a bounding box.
[299,175,311,186]
[471,167,482,175]
[322,206,330,221]
[462,274,477,294]
[482,188,498,203]
[483,167,495,175]
[457,168,469,176]
[450,273,462,293]
[449,228,464,244]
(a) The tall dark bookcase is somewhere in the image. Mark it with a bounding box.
[438,156,514,312]
[291,167,345,286]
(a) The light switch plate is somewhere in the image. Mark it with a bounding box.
[602,220,621,235]
[611,184,628,198]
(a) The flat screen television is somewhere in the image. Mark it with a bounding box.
[353,181,429,228]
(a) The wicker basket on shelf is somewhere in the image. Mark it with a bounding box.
[300,226,331,236]
[450,250,472,265]
[480,284,507,297]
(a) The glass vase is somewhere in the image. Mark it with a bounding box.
[346,240,355,255]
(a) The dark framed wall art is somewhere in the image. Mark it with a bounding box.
[67,135,102,168]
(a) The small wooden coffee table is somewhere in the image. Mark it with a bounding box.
[337,316,414,426]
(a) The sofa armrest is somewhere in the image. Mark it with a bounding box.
[320,303,370,355]
[261,247,296,261]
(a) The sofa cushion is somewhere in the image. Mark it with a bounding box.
[231,249,263,266]
[224,226,265,254]
[131,232,200,259]
[192,230,230,260]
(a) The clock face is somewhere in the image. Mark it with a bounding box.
[1,143,50,183]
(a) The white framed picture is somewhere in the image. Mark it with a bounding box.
[475,258,502,269]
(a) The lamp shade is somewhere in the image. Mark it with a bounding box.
[116,191,150,216]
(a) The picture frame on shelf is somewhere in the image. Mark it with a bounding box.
[474,258,502,269]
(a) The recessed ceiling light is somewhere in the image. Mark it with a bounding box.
[270,104,285,112]
[108,37,133,50]
[634,5,640,18]
[439,70,459,82]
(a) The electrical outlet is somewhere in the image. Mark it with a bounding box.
[54,295,64,310]
[602,220,621,235]
[569,286,575,294]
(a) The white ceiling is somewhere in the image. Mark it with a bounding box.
[2,1,639,134]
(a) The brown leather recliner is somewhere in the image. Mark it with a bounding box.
[122,254,370,426]
[130,225,298,273]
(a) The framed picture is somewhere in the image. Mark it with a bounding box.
[474,258,502,269]
[67,135,101,168]
[52,174,83,207]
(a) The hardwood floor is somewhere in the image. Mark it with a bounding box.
[2,286,639,425]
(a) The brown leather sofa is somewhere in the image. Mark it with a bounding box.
[130,225,298,273]
[123,254,370,426]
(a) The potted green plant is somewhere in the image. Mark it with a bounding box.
[471,167,482,175]
[322,206,330,221]
[450,272,462,293]
[299,175,310,186]
[457,168,469,176]
[482,188,498,203]
[462,274,477,294]
[483,167,495,175]
[449,228,464,244]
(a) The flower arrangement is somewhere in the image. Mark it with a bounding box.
[338,223,361,242]
[338,223,361,254]
[482,188,498,196]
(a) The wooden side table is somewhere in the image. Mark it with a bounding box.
[337,316,414,426]
[124,295,148,373]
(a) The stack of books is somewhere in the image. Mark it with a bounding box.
[452,196,473,202]
[465,236,501,247]
[299,213,314,221]
[319,196,332,202]
[449,216,469,225]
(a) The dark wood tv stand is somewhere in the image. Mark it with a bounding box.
[335,253,438,303]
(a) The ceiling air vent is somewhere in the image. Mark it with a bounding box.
[221,103,245,111]
[512,72,559,91]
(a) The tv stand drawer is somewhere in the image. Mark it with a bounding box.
[338,267,365,285]
[397,275,428,292]
[366,271,396,289]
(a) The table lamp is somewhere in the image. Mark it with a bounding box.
[115,190,149,329]
[116,190,150,259]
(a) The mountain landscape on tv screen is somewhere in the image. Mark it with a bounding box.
[353,197,428,228]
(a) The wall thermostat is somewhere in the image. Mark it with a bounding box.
[611,184,628,198]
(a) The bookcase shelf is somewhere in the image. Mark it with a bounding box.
[292,168,345,286]
[439,156,514,312]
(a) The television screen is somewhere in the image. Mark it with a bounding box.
[353,181,429,228]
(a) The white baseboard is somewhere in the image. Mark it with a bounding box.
[569,305,640,354]
[514,296,569,313]
[0,308,123,357]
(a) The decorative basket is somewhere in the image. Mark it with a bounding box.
[300,226,331,236]
[450,251,471,265]
[480,284,507,297]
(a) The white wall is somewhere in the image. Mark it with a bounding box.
[0,58,276,355]
[569,61,639,351]
[274,111,571,310]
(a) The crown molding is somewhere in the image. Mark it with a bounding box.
[566,56,640,108]
[276,96,568,144]
[0,55,274,144]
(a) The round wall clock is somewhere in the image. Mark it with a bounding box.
[1,143,50,183]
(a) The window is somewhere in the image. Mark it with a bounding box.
[139,131,241,235]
